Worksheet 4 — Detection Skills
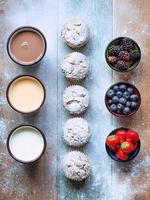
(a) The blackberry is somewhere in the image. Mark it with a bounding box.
[122,38,134,50]
[116,60,129,71]
[119,51,130,61]
[108,45,120,56]
[130,51,140,62]
[108,56,118,64]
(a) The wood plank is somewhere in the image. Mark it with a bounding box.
[112,1,150,200]
[57,0,113,199]
[0,0,58,199]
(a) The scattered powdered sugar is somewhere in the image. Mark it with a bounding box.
[0,153,28,197]
[0,118,8,141]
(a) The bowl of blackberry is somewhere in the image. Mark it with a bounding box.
[105,82,141,117]
[105,127,141,162]
[105,37,141,72]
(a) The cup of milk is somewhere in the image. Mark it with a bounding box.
[7,125,46,163]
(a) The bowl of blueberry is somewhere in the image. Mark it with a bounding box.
[105,82,141,117]
[105,37,141,72]
[105,127,141,162]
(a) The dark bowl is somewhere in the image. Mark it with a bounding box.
[7,125,46,164]
[105,127,141,162]
[6,74,46,114]
[7,26,47,66]
[105,37,141,72]
[105,82,141,117]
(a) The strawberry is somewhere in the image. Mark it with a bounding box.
[116,149,129,161]
[109,144,120,152]
[121,141,134,153]
[126,130,139,143]
[106,135,120,150]
[132,142,138,152]
[116,129,126,143]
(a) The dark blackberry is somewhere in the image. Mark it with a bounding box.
[108,45,120,56]
[116,60,129,71]
[119,51,130,61]
[122,38,134,50]
[130,50,140,62]
[108,56,118,64]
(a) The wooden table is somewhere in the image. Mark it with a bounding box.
[0,0,150,199]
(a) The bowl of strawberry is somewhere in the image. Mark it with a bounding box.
[105,128,140,162]
[105,82,141,117]
[105,37,141,72]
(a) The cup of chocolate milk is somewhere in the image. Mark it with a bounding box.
[7,26,47,66]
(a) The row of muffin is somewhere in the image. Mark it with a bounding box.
[61,18,91,182]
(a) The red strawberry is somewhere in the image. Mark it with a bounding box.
[109,144,120,152]
[126,130,139,143]
[116,149,129,161]
[121,141,134,153]
[116,129,126,143]
[106,135,120,148]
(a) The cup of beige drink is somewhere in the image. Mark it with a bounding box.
[7,26,47,66]
[7,125,46,163]
[6,75,46,113]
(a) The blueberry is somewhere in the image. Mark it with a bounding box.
[108,99,113,105]
[127,87,134,94]
[119,97,127,105]
[119,84,127,92]
[130,102,139,110]
[130,94,139,102]
[123,107,131,115]
[107,89,115,98]
[123,91,130,100]
[110,104,117,112]
[113,85,119,92]
[112,96,119,104]
[117,103,124,111]
[116,91,123,98]
[126,101,131,107]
